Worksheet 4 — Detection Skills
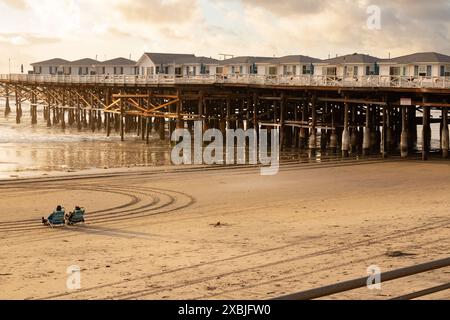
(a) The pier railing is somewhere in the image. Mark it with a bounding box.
[2,73,450,89]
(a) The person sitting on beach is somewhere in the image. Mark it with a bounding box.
[42,205,65,225]
[66,206,85,225]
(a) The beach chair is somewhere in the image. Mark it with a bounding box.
[67,208,85,225]
[47,209,66,227]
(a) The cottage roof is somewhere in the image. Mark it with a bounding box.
[70,58,101,66]
[102,57,136,66]
[258,55,322,64]
[219,56,275,65]
[172,56,219,65]
[387,52,450,64]
[321,53,380,64]
[31,58,70,66]
[143,53,196,65]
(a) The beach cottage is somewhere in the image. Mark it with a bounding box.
[313,53,381,80]
[136,53,196,76]
[256,55,322,76]
[173,56,220,76]
[378,52,450,79]
[99,57,137,76]
[218,56,274,76]
[30,58,70,75]
[69,58,101,76]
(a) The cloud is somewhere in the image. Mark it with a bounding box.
[1,0,450,73]
[115,0,201,24]
[213,0,450,58]
[0,33,60,46]
[241,0,327,16]
[0,0,28,10]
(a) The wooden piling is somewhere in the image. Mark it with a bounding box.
[4,85,11,116]
[400,106,408,158]
[329,105,337,154]
[120,97,125,141]
[442,109,449,158]
[422,97,431,161]
[280,94,286,150]
[342,102,350,157]
[15,87,21,124]
[309,96,317,158]
[363,105,371,156]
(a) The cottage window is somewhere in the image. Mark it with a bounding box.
[216,67,223,74]
[325,67,337,76]
[292,65,297,76]
[417,65,428,77]
[268,66,277,75]
[231,66,235,74]
[155,66,160,74]
[390,67,401,76]
[366,65,379,76]
[302,65,313,75]
[345,66,353,77]
[440,65,450,77]
[239,66,243,74]
[283,65,288,75]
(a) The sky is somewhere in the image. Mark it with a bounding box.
[0,0,450,73]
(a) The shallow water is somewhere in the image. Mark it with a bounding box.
[0,100,172,178]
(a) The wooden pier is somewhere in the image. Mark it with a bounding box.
[0,74,449,160]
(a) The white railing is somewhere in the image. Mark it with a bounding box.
[2,73,450,89]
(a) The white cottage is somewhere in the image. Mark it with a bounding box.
[256,55,322,76]
[218,56,273,76]
[99,57,137,75]
[378,52,450,78]
[136,53,196,76]
[313,53,380,79]
[30,58,70,75]
[171,56,219,76]
[69,58,101,76]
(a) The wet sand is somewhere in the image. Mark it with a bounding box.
[0,160,449,300]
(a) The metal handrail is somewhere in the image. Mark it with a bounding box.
[273,257,450,300]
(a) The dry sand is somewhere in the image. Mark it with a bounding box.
[0,159,449,300]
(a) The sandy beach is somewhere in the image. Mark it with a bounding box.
[0,159,449,300]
